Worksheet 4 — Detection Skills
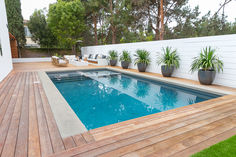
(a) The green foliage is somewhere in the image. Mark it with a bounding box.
[120,50,131,62]
[191,46,224,72]
[48,0,86,48]
[28,0,236,47]
[5,0,26,47]
[134,50,151,65]
[192,135,236,157]
[157,46,180,68]
[53,53,62,58]
[108,50,118,60]
[28,9,57,48]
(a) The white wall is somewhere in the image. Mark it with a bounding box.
[13,57,51,63]
[82,34,236,88]
[0,0,13,82]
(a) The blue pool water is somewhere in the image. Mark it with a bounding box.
[47,70,220,130]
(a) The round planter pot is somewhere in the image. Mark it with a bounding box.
[110,60,117,66]
[161,65,174,77]
[121,61,130,69]
[137,63,148,72]
[198,70,216,85]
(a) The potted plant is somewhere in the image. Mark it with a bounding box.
[190,46,223,85]
[120,50,132,69]
[108,50,118,66]
[134,49,151,72]
[157,46,180,77]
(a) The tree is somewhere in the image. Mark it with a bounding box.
[5,0,26,56]
[83,0,101,45]
[132,0,189,40]
[48,0,86,54]
[28,9,57,49]
[99,0,134,44]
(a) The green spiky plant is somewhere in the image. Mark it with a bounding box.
[134,50,151,65]
[191,47,223,72]
[108,50,118,60]
[120,50,131,62]
[157,46,180,68]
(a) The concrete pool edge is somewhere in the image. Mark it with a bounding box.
[38,71,87,138]
[106,67,233,96]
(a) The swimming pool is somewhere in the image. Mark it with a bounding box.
[47,69,220,130]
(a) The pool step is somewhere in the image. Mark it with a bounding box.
[50,75,90,83]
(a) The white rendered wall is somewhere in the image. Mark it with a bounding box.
[0,0,13,82]
[12,57,51,63]
[82,34,236,88]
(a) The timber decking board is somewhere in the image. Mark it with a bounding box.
[33,72,54,157]
[0,64,236,157]
[0,72,66,157]
[28,72,41,157]
[0,73,26,157]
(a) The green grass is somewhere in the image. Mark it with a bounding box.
[192,135,236,157]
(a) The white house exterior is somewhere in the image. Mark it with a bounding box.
[24,20,40,48]
[0,0,13,82]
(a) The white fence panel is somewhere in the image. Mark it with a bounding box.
[13,57,51,63]
[82,34,236,88]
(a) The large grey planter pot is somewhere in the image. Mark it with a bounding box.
[121,61,130,69]
[198,70,216,85]
[110,60,117,66]
[161,65,174,77]
[137,63,148,72]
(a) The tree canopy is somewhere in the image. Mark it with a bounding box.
[48,0,86,54]
[30,0,236,48]
[5,0,26,48]
[28,9,57,48]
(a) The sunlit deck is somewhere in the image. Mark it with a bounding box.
[0,62,235,157]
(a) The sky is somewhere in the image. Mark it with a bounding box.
[21,0,236,22]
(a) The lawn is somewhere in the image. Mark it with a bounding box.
[192,135,236,157]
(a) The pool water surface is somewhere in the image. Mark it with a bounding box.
[47,70,220,130]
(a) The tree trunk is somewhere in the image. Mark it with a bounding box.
[17,41,21,58]
[155,29,159,40]
[72,44,76,55]
[101,26,104,44]
[109,0,116,44]
[111,26,116,44]
[155,1,161,40]
[159,0,164,40]
[92,13,98,45]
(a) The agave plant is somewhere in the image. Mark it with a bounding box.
[191,47,223,72]
[134,49,151,65]
[108,50,118,60]
[157,46,180,68]
[120,50,131,62]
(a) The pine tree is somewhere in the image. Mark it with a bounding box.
[5,0,26,49]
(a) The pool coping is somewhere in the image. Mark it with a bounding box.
[40,67,235,138]
[38,71,87,138]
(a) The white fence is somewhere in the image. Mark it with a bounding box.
[12,57,51,63]
[82,34,236,88]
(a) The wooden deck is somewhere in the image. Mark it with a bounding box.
[0,62,235,157]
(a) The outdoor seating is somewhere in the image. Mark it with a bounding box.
[51,56,69,67]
